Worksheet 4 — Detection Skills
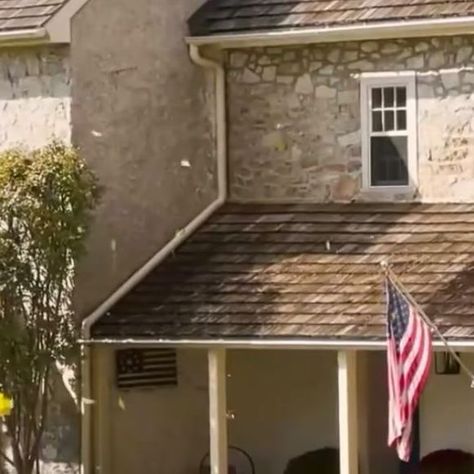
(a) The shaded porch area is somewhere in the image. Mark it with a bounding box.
[85,346,474,474]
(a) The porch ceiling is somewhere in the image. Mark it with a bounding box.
[188,0,474,36]
[91,203,474,342]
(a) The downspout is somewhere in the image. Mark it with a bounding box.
[80,44,227,474]
[189,44,227,201]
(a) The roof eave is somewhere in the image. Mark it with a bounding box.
[81,337,474,351]
[186,16,474,49]
[0,0,91,46]
[44,0,90,44]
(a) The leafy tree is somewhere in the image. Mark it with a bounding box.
[0,142,99,474]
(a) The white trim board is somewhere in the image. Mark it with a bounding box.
[45,0,90,43]
[360,71,418,194]
[81,338,474,351]
[186,16,474,48]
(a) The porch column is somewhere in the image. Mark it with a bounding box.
[94,346,113,474]
[338,350,359,474]
[208,348,228,474]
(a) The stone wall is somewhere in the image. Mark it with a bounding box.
[227,36,474,203]
[0,45,76,474]
[0,46,70,149]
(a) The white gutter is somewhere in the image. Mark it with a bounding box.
[189,45,227,198]
[81,46,226,340]
[79,44,227,474]
[81,338,474,352]
[186,16,474,48]
[0,27,47,43]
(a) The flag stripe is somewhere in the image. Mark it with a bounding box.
[116,348,178,389]
[386,278,432,462]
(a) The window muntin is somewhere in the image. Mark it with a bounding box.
[369,86,408,186]
[360,72,417,192]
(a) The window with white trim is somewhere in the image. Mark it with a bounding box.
[360,72,417,191]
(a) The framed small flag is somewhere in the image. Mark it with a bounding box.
[115,348,178,389]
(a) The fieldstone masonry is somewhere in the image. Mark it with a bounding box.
[0,46,76,474]
[227,36,474,202]
[0,46,70,150]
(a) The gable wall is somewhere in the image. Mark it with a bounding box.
[71,0,216,318]
[227,35,474,203]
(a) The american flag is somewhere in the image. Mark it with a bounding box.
[115,348,177,389]
[386,278,432,462]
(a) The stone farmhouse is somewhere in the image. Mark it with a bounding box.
[80,2,474,474]
[5,1,474,474]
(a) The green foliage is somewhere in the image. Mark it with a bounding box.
[0,142,99,473]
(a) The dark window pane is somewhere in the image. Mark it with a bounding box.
[385,110,395,131]
[384,87,395,107]
[372,88,382,108]
[397,110,407,130]
[370,136,408,186]
[372,111,383,131]
[396,87,406,107]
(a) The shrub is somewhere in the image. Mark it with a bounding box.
[0,142,99,474]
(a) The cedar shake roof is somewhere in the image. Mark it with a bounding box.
[0,0,67,33]
[92,203,474,342]
[188,0,474,36]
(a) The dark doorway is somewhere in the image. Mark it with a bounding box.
[399,410,420,474]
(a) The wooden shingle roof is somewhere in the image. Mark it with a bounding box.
[188,0,474,36]
[0,0,68,33]
[91,203,474,342]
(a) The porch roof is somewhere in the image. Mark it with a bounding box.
[91,203,474,342]
[0,0,67,33]
[188,0,474,37]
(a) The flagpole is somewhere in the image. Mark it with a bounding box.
[381,261,474,387]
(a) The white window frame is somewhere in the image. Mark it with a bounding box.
[360,71,418,193]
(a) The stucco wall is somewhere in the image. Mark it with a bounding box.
[227,36,474,203]
[104,348,474,474]
[358,352,399,474]
[71,0,216,318]
[359,351,474,464]
[41,373,80,474]
[109,349,209,474]
[0,46,70,149]
[228,350,338,474]
[108,349,338,474]
[420,352,474,457]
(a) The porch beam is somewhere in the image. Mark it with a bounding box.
[338,350,359,474]
[208,348,228,474]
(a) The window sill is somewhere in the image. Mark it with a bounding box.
[359,186,418,202]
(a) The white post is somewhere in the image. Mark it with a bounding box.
[338,350,359,474]
[208,348,228,474]
[94,346,113,474]
[80,345,92,474]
